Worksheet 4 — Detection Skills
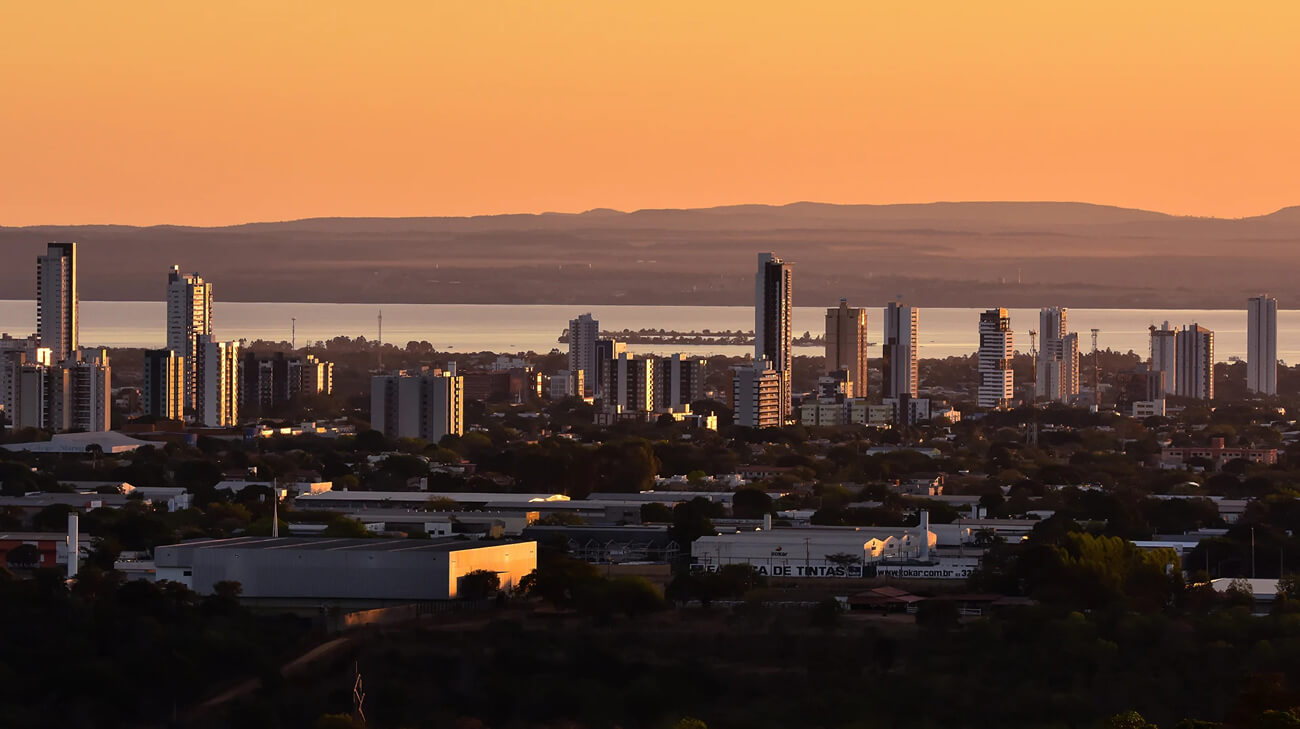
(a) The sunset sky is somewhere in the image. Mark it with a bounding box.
[3,1,1298,225]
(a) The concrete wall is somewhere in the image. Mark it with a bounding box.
[445,541,537,598]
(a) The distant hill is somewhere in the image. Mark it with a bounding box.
[2,201,1297,308]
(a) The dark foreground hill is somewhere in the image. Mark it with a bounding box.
[3,201,1298,307]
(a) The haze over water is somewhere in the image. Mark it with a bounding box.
[0,300,1289,363]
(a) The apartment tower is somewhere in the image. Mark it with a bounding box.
[1175,324,1214,400]
[1149,321,1178,396]
[977,308,1014,410]
[754,253,793,419]
[36,242,78,362]
[1246,295,1278,396]
[166,266,214,409]
[882,302,919,399]
[1036,307,1079,403]
[824,299,868,399]
[567,313,600,398]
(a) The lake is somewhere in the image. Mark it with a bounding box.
[0,300,1289,363]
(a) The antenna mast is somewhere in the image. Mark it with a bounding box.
[377,309,384,371]
[291,317,296,350]
[353,662,367,725]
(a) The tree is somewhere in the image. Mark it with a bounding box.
[322,516,373,538]
[458,569,501,600]
[5,543,41,568]
[732,487,774,519]
[1105,711,1158,729]
[669,497,719,545]
[914,599,960,632]
[640,502,673,523]
[32,504,76,532]
[673,719,708,729]
[809,597,843,630]
[426,496,461,511]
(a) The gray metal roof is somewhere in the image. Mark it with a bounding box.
[161,535,521,553]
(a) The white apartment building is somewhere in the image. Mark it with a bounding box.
[166,266,214,409]
[370,368,464,442]
[1035,307,1079,403]
[195,335,240,426]
[1175,324,1214,401]
[567,313,600,398]
[1247,295,1278,396]
[977,308,1014,410]
[732,362,782,429]
[143,349,186,421]
[883,302,919,398]
[1149,321,1177,396]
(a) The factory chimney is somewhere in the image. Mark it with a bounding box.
[917,510,931,563]
[66,513,79,579]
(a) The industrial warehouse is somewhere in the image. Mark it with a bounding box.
[154,536,536,602]
[691,512,978,579]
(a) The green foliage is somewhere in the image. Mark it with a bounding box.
[914,599,960,632]
[321,516,373,538]
[458,569,501,600]
[731,487,773,519]
[1105,711,1158,729]
[809,597,843,630]
[535,512,586,526]
[669,497,719,544]
[5,543,41,568]
[640,502,674,523]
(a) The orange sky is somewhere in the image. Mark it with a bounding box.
[3,1,1299,225]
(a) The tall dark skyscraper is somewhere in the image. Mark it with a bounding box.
[754,252,792,418]
[825,299,867,399]
[36,242,77,362]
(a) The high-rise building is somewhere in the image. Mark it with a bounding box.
[1036,307,1079,403]
[0,334,51,428]
[1149,321,1177,396]
[370,368,464,442]
[656,354,705,410]
[11,348,110,433]
[1175,324,1214,400]
[238,351,336,416]
[1247,295,1278,396]
[594,338,626,400]
[604,353,656,412]
[732,362,782,429]
[143,349,186,421]
[166,266,213,408]
[754,253,793,419]
[977,308,1014,410]
[882,302,919,399]
[36,242,77,362]
[195,335,240,426]
[302,354,334,396]
[567,313,600,398]
[825,299,868,399]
